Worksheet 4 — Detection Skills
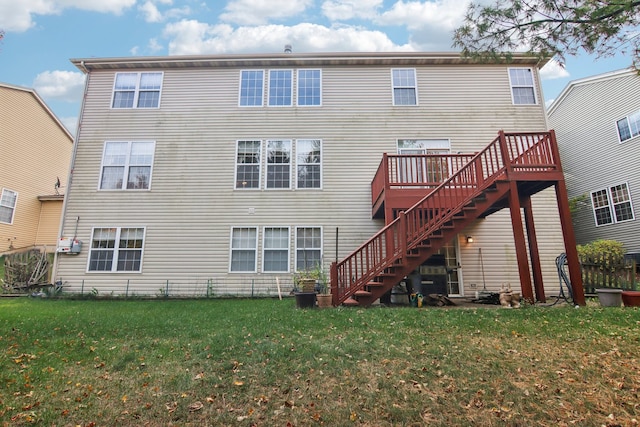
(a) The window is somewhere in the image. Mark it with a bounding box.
[297,69,321,106]
[230,227,258,272]
[268,70,292,106]
[616,110,640,142]
[239,70,264,106]
[112,72,163,108]
[397,139,450,184]
[0,189,17,224]
[235,140,262,189]
[391,68,417,105]
[88,227,145,272]
[99,141,155,190]
[296,227,322,271]
[591,183,635,226]
[266,140,291,189]
[263,227,290,272]
[296,139,322,189]
[508,68,537,105]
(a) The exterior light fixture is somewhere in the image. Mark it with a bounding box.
[466,236,474,243]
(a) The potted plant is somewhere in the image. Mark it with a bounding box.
[315,267,333,308]
[293,264,322,308]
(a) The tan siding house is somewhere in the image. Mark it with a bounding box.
[548,68,640,258]
[0,83,73,255]
[54,52,571,300]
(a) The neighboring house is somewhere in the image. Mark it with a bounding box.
[53,52,583,304]
[0,82,74,255]
[548,68,640,259]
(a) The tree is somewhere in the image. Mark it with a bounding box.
[452,1,640,65]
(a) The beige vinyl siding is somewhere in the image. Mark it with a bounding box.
[549,70,640,252]
[56,58,564,296]
[0,85,73,254]
[35,199,64,248]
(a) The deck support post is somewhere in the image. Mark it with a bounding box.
[522,196,546,302]
[507,181,535,303]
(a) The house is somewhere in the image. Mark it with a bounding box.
[53,52,583,305]
[0,83,74,256]
[548,68,640,260]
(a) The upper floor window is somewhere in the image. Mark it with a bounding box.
[235,140,262,189]
[297,69,322,106]
[591,182,635,226]
[508,68,537,105]
[88,227,145,272]
[391,68,417,106]
[266,140,291,189]
[99,141,155,190]
[268,70,293,106]
[112,72,163,109]
[0,189,18,224]
[296,139,322,189]
[230,227,258,272]
[239,70,264,106]
[263,227,290,272]
[616,110,640,142]
[296,227,322,271]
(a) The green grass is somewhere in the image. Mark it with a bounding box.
[1,298,639,426]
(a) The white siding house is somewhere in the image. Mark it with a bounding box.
[548,68,640,258]
[53,52,572,300]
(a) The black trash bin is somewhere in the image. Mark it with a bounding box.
[294,292,317,308]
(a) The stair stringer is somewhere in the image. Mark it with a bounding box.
[345,181,512,306]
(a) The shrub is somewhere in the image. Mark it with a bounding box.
[577,239,625,268]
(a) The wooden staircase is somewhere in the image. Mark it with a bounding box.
[330,131,581,307]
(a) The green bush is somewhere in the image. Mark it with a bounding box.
[577,239,625,267]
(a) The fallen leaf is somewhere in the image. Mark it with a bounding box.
[189,401,203,412]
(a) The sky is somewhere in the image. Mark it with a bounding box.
[0,0,635,134]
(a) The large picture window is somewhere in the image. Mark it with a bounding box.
[88,227,145,272]
[508,68,537,105]
[239,70,264,106]
[266,140,291,189]
[297,69,321,106]
[296,139,322,189]
[99,141,155,190]
[391,68,417,106]
[616,110,640,142]
[591,183,635,226]
[268,70,292,106]
[263,227,290,272]
[296,227,322,271]
[235,140,262,189]
[112,72,163,108]
[230,227,258,272]
[0,189,17,224]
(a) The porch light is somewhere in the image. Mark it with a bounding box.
[466,236,474,244]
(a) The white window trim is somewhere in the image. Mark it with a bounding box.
[238,69,265,107]
[591,182,635,227]
[296,69,323,107]
[265,139,292,190]
[235,140,262,190]
[391,68,418,106]
[294,226,323,272]
[86,226,146,273]
[507,67,538,105]
[110,72,163,109]
[229,226,259,273]
[295,139,323,190]
[0,188,18,225]
[262,226,291,273]
[98,141,156,191]
[267,69,293,107]
[615,110,640,143]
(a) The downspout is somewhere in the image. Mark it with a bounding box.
[51,61,89,283]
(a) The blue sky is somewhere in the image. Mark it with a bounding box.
[0,0,635,134]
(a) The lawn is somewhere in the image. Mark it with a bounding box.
[1,297,639,426]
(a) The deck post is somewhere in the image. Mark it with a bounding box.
[522,196,546,302]
[330,261,338,306]
[507,181,535,303]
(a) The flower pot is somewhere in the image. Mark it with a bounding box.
[294,292,316,309]
[621,290,640,307]
[596,288,623,307]
[299,279,317,293]
[316,293,333,308]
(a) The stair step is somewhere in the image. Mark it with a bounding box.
[367,281,384,287]
[343,297,359,306]
[355,290,372,297]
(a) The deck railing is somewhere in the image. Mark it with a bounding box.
[333,131,559,304]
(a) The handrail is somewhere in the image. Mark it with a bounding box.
[334,131,557,304]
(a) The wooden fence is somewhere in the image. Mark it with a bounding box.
[580,255,638,294]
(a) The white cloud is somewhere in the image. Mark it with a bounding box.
[148,38,163,52]
[138,0,190,23]
[539,59,570,80]
[0,0,136,32]
[139,1,163,23]
[220,0,313,26]
[32,70,85,103]
[321,0,382,21]
[163,20,413,55]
